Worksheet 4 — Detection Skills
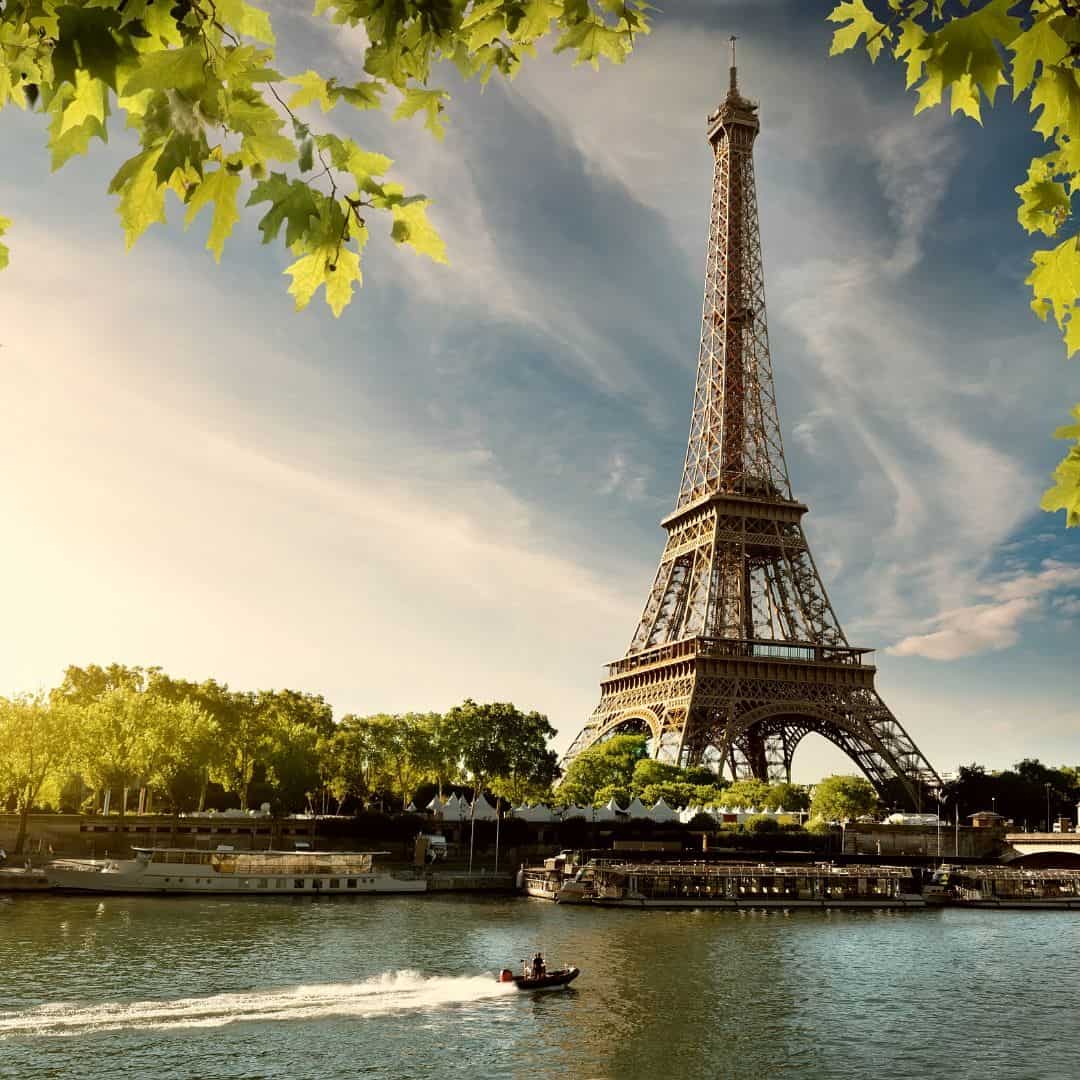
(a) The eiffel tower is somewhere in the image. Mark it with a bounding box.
[564,42,939,808]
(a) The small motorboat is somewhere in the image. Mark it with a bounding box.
[498,964,580,991]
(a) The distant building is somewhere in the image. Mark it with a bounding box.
[969,811,1006,828]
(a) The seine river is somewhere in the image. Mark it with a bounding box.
[2,892,1079,1079]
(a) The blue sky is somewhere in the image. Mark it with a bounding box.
[0,0,1077,780]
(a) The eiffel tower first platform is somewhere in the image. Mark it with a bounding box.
[563,44,939,808]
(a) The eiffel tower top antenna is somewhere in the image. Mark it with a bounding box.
[729,35,738,95]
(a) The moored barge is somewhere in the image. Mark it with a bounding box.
[45,847,427,895]
[558,861,925,909]
[925,865,1080,909]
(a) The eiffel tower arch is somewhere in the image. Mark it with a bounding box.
[563,43,939,809]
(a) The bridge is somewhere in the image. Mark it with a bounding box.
[1003,833,1080,865]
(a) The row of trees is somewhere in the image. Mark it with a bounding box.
[556,734,815,814]
[0,664,558,853]
[941,760,1080,830]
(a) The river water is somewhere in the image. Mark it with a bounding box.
[1,892,1078,1079]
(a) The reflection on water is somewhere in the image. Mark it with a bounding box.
[1,894,1079,1079]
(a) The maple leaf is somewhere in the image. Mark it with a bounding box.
[1030,68,1080,143]
[827,1,889,60]
[185,168,242,262]
[287,70,334,112]
[1009,17,1069,101]
[392,88,450,138]
[247,173,319,246]
[1026,233,1080,347]
[120,46,208,96]
[1016,155,1071,236]
[390,200,447,263]
[1041,443,1080,526]
[108,146,168,249]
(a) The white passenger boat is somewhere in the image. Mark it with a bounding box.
[45,847,427,895]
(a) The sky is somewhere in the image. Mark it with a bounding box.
[0,0,1078,781]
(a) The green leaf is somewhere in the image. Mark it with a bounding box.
[895,18,932,90]
[826,1,888,59]
[390,200,447,263]
[913,0,1021,121]
[184,168,241,262]
[247,172,319,246]
[554,17,631,69]
[314,133,393,190]
[333,81,387,110]
[47,83,110,170]
[214,0,276,45]
[1030,68,1080,143]
[109,146,168,249]
[392,88,449,138]
[1009,17,1069,101]
[120,46,208,96]
[518,0,561,39]
[287,70,334,112]
[52,5,129,90]
[58,71,110,136]
[1026,233,1080,354]
[0,214,10,270]
[286,242,363,316]
[1041,441,1080,526]
[1016,155,1071,237]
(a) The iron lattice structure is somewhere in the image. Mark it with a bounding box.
[564,49,939,808]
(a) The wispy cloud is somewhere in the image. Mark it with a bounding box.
[889,561,1080,660]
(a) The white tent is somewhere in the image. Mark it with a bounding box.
[591,803,617,822]
[511,803,557,823]
[648,798,677,823]
[680,805,716,824]
[406,802,419,813]
[426,795,445,814]
[440,793,467,821]
[626,797,649,820]
[560,804,589,821]
[469,794,499,821]
[604,797,628,817]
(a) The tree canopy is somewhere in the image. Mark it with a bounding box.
[0,0,651,314]
[826,0,1080,525]
[809,774,879,822]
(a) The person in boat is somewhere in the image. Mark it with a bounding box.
[531,952,546,979]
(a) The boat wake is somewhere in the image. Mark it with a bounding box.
[0,972,517,1038]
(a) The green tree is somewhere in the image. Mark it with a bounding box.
[719,778,772,811]
[592,782,631,808]
[827,0,1080,524]
[319,714,388,813]
[630,757,686,793]
[73,686,153,816]
[0,0,651,314]
[140,697,218,813]
[763,781,811,813]
[556,733,648,805]
[442,699,558,868]
[258,689,334,812]
[207,689,271,811]
[810,774,879,823]
[0,694,75,853]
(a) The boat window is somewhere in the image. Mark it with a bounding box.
[294,878,305,889]
[329,879,339,888]
[257,879,268,889]
[347,879,357,889]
